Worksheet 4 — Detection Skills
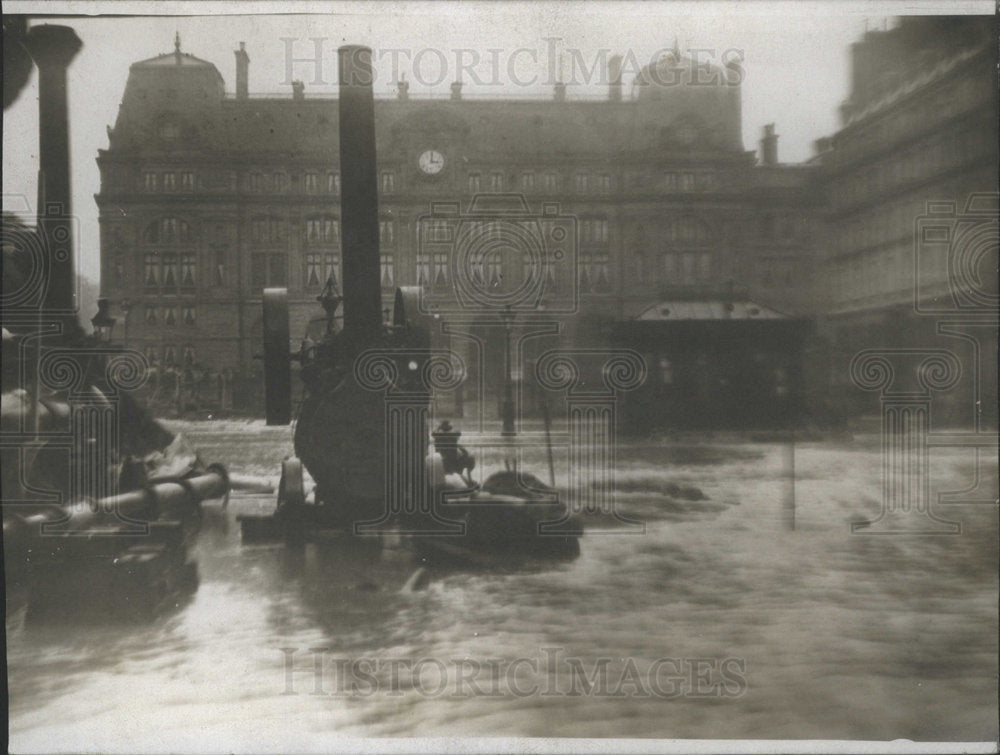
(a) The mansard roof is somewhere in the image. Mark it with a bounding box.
[132,50,217,69]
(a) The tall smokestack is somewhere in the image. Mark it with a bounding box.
[235,42,249,99]
[608,54,623,102]
[760,123,778,166]
[25,24,82,318]
[338,45,382,340]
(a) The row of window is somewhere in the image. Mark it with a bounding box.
[129,249,580,292]
[168,249,617,294]
[256,217,395,245]
[143,253,198,288]
[632,251,715,285]
[130,248,758,293]
[144,171,196,192]
[137,214,725,248]
[144,218,193,244]
[147,168,625,197]
[410,252,612,294]
[251,169,617,196]
[255,252,390,290]
[419,218,609,246]
[836,199,919,254]
[658,171,718,192]
[142,344,196,368]
[831,243,911,302]
[304,219,396,245]
[144,305,197,327]
[840,70,987,162]
[626,171,718,192]
[832,129,987,212]
[134,170,727,198]
[133,246,726,292]
[465,171,613,195]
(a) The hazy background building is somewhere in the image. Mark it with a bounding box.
[814,16,998,426]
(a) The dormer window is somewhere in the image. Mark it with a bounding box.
[158,120,181,140]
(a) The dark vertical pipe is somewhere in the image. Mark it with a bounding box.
[337,45,382,340]
[25,24,82,316]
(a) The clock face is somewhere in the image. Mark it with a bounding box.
[418,149,445,175]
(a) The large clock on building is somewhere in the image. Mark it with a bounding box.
[418,149,445,175]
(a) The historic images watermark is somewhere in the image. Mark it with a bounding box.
[416,194,580,316]
[354,193,647,535]
[849,193,999,535]
[278,647,748,699]
[1,194,152,533]
[2,193,81,317]
[281,39,744,90]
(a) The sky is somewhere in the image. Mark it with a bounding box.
[2,0,992,290]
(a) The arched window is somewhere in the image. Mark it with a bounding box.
[633,250,645,281]
[379,219,395,246]
[144,217,192,244]
[158,120,181,141]
[667,216,711,246]
[250,215,285,244]
[304,215,339,244]
[304,252,340,289]
[581,217,609,244]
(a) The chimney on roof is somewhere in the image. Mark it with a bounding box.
[292,80,305,100]
[235,42,249,100]
[608,54,623,102]
[397,76,409,100]
[759,123,778,166]
[450,80,463,100]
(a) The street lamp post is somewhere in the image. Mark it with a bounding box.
[317,278,343,337]
[500,304,516,437]
[120,298,131,348]
[90,297,117,343]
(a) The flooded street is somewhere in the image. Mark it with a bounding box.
[6,420,998,750]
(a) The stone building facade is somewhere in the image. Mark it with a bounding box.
[95,37,822,416]
[814,16,997,426]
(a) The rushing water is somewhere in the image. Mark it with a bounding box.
[6,420,998,750]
